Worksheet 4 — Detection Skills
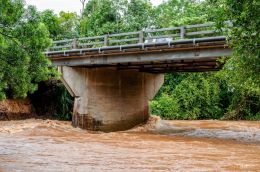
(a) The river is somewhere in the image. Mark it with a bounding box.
[0,117,260,172]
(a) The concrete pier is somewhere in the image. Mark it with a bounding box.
[59,66,164,132]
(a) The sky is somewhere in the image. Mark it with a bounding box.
[25,0,164,14]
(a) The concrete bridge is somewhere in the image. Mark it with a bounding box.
[45,22,232,132]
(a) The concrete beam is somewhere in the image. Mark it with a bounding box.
[51,48,232,67]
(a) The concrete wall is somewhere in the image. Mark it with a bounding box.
[60,66,164,132]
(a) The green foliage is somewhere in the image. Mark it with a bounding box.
[150,0,259,120]
[41,10,79,39]
[202,0,226,23]
[154,73,187,98]
[244,113,260,121]
[125,0,153,31]
[0,73,7,100]
[53,84,73,120]
[0,1,57,100]
[40,10,63,39]
[154,0,208,27]
[58,11,79,39]
[0,0,24,26]
[149,0,225,120]
[80,0,121,36]
[30,81,73,120]
[79,0,154,36]
[216,0,260,118]
[151,74,223,119]
[150,93,180,119]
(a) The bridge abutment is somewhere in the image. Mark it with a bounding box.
[59,66,164,132]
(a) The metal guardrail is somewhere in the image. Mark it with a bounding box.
[46,21,232,53]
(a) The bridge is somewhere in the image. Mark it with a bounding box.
[45,22,232,132]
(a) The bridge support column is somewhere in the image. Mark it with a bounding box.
[59,66,164,132]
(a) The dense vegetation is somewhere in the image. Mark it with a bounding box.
[0,0,57,100]
[0,0,259,120]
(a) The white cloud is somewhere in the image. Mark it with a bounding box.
[25,0,164,14]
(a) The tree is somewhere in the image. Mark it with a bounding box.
[153,0,208,28]
[151,0,260,120]
[124,0,153,31]
[80,0,87,17]
[150,73,223,119]
[218,0,260,118]
[0,0,56,99]
[80,0,122,36]
[40,10,62,40]
[58,11,79,39]
[149,0,227,120]
[79,0,153,36]
[41,10,79,40]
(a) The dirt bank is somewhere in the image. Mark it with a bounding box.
[0,99,35,120]
[0,80,72,121]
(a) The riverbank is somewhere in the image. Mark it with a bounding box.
[0,119,259,171]
[0,99,36,120]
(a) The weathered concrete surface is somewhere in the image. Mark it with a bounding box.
[50,45,232,68]
[59,66,164,132]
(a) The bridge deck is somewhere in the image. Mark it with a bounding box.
[45,22,232,73]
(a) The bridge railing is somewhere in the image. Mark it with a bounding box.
[47,22,231,52]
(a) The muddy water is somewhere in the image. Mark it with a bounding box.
[0,118,260,172]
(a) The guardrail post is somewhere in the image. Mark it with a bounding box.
[139,31,144,43]
[104,34,109,46]
[180,26,186,39]
[72,38,77,49]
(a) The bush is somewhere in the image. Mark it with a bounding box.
[53,84,73,120]
[150,94,179,119]
[30,80,73,120]
[150,73,224,120]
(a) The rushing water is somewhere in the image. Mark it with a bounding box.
[0,118,260,172]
